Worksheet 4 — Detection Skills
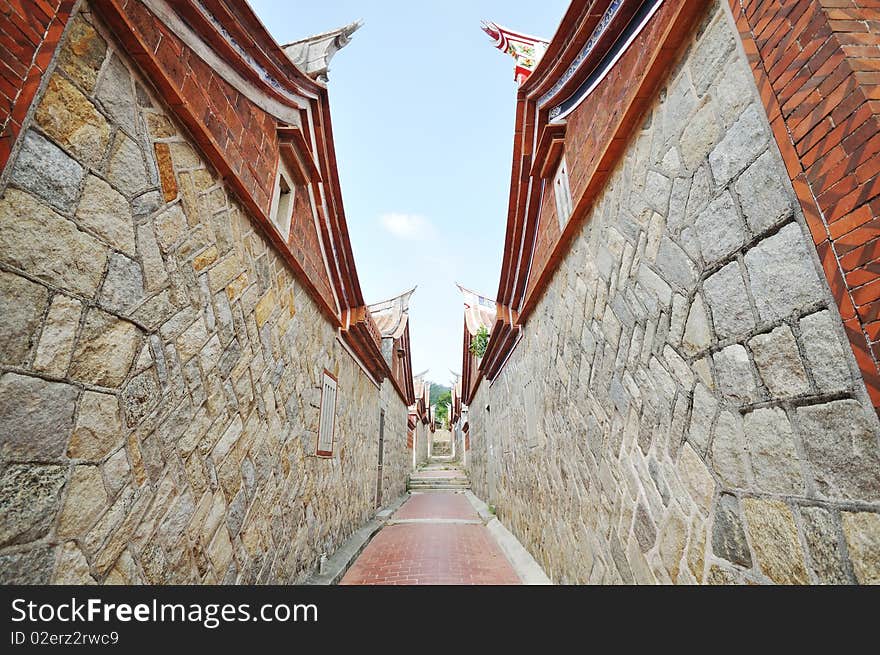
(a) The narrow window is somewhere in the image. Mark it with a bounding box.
[271,160,295,241]
[317,371,337,456]
[554,156,573,229]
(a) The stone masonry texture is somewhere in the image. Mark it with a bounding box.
[468,3,880,584]
[0,6,408,584]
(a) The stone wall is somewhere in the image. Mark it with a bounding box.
[431,429,453,457]
[380,380,408,504]
[0,7,407,584]
[468,3,880,584]
[413,422,429,469]
[453,420,466,466]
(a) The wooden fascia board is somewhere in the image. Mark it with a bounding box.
[387,366,411,406]
[341,322,386,381]
[315,93,364,310]
[510,120,543,312]
[527,1,644,108]
[480,320,510,382]
[521,0,595,97]
[461,319,472,397]
[383,326,414,406]
[203,0,324,96]
[341,307,415,405]
[497,94,528,304]
[496,94,544,316]
[400,325,416,405]
[173,1,313,111]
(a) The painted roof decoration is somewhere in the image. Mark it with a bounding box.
[368,287,416,340]
[283,19,363,82]
[481,20,549,84]
[457,283,496,336]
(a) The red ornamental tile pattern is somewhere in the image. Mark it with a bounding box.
[339,523,520,585]
[0,0,75,173]
[730,0,880,410]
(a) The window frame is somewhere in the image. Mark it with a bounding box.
[269,158,296,242]
[316,370,338,457]
[553,155,573,230]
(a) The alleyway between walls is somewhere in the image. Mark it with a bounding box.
[340,464,522,585]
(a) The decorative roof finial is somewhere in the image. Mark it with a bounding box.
[283,19,364,83]
[481,20,549,85]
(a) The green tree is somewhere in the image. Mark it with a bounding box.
[469,325,489,358]
[434,390,452,426]
[429,383,450,406]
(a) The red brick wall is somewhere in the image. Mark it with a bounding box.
[730,0,880,409]
[106,0,277,214]
[531,180,561,302]
[0,0,75,172]
[287,181,335,310]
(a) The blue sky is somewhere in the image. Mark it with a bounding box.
[251,0,569,387]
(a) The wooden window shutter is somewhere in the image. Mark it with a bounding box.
[317,371,337,456]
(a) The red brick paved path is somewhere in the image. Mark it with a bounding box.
[339,492,521,585]
[392,492,478,521]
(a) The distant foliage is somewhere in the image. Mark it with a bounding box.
[429,383,451,406]
[469,326,489,358]
[435,390,452,426]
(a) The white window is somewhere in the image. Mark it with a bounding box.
[270,159,295,241]
[554,156,573,229]
[317,371,337,456]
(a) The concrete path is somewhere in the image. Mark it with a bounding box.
[339,490,521,585]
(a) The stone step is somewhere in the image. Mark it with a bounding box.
[407,477,470,482]
[408,483,471,489]
[409,475,468,481]
[409,475,467,481]
[408,476,469,482]
[407,484,471,491]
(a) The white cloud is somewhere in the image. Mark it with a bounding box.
[379,213,435,240]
